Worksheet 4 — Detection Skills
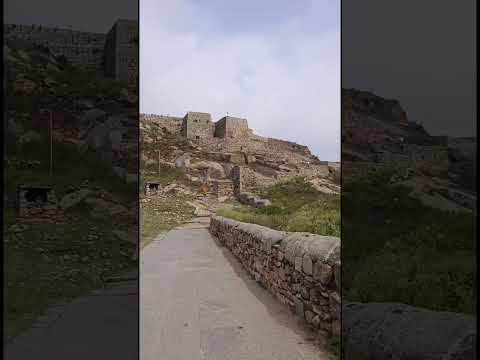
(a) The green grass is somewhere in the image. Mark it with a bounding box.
[342,179,476,314]
[140,195,195,249]
[217,177,340,237]
[139,167,197,249]
[140,165,196,188]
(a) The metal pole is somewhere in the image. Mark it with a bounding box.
[49,110,53,179]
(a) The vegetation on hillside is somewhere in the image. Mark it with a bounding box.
[139,165,197,248]
[217,177,340,237]
[342,179,476,314]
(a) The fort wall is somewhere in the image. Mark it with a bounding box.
[214,116,251,138]
[4,24,106,71]
[141,114,183,134]
[4,20,138,86]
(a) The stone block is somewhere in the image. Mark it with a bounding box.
[302,255,313,275]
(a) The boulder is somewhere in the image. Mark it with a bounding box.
[60,189,92,210]
[175,153,191,169]
[19,130,42,145]
[191,161,226,179]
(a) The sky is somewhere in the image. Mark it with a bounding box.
[140,0,341,161]
[343,0,477,137]
[4,0,137,33]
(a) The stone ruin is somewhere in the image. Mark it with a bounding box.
[4,19,138,87]
[144,181,161,196]
[17,184,57,218]
[140,111,333,204]
[210,179,234,198]
[141,111,313,161]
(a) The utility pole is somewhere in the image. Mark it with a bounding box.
[41,108,53,180]
[49,110,53,179]
[157,150,161,175]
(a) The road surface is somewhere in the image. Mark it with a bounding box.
[4,270,138,359]
[141,217,328,360]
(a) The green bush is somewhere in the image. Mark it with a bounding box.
[342,179,476,314]
[217,177,340,237]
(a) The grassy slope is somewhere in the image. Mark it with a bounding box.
[342,179,476,314]
[139,166,196,249]
[217,177,340,237]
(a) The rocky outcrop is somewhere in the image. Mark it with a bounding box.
[237,192,271,208]
[343,302,476,360]
[209,216,340,338]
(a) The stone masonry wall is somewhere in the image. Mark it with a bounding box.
[17,185,58,218]
[209,216,341,338]
[104,19,138,88]
[182,112,215,140]
[4,24,106,71]
[5,20,138,86]
[141,114,183,134]
[214,116,251,138]
[210,179,234,197]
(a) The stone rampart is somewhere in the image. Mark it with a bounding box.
[141,114,183,134]
[5,20,138,86]
[4,24,106,71]
[209,216,341,338]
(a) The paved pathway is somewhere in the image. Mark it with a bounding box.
[141,217,328,360]
[4,270,138,360]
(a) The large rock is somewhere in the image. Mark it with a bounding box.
[85,123,108,151]
[109,130,123,151]
[175,153,191,169]
[190,161,226,179]
[343,302,476,360]
[59,189,92,210]
[83,108,107,125]
[19,130,42,145]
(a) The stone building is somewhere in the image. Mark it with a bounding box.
[17,184,57,218]
[210,179,234,197]
[214,116,251,138]
[144,181,161,196]
[181,112,214,140]
[104,19,138,88]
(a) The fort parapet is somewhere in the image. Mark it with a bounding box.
[141,111,313,161]
[4,19,138,87]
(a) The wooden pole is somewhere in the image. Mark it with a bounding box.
[49,111,53,179]
[157,150,161,175]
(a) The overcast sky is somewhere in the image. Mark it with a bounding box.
[140,0,341,161]
[343,0,476,137]
[4,0,137,33]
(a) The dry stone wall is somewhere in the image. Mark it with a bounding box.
[210,179,234,197]
[17,185,58,218]
[209,216,341,338]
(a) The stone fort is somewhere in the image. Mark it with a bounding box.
[141,112,316,164]
[4,19,138,87]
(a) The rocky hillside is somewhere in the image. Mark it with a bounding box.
[342,88,476,213]
[4,37,138,342]
[140,114,340,194]
[341,89,476,315]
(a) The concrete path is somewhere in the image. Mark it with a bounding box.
[4,269,138,360]
[141,217,328,360]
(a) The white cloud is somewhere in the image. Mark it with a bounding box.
[140,0,340,160]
